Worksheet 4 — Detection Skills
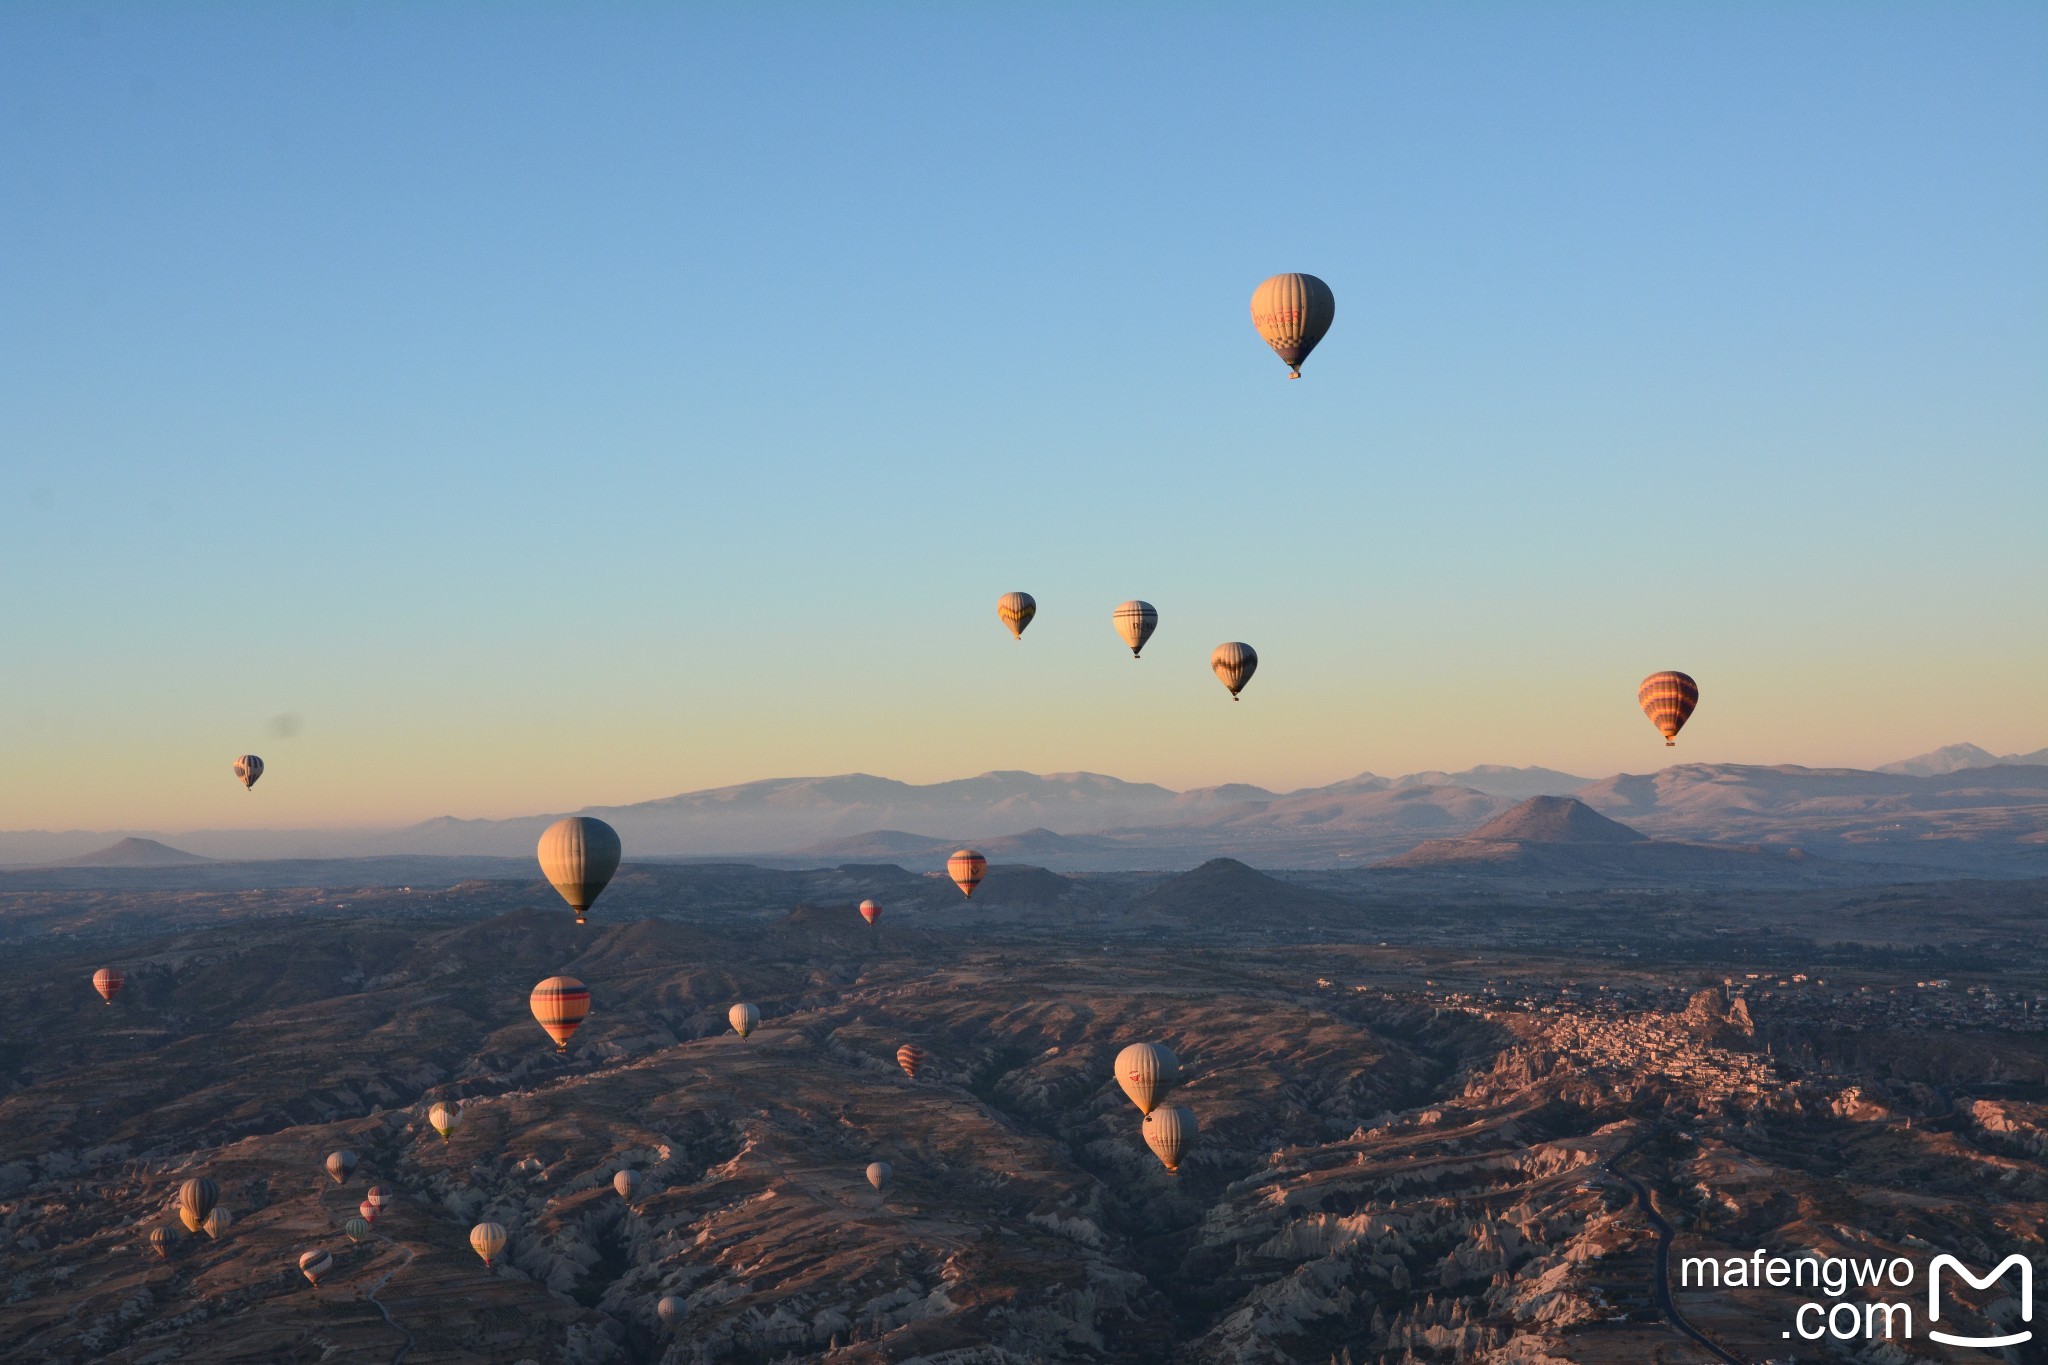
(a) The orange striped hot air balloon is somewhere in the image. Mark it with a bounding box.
[1250,273,1335,377]
[896,1044,926,1079]
[232,755,263,790]
[997,592,1036,641]
[947,850,986,898]
[531,976,590,1051]
[92,968,124,1004]
[1637,671,1699,746]
[859,898,882,927]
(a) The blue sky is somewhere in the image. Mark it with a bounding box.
[3,2,2043,829]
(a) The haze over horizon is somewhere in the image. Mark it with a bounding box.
[5,3,2043,832]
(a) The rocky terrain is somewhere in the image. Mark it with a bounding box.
[0,854,2042,1363]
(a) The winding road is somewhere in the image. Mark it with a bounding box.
[1604,1139,1746,1365]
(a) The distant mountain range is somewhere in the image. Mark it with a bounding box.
[1875,743,2048,776]
[1,749,2042,876]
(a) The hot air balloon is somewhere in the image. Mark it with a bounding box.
[365,1185,395,1213]
[428,1102,461,1142]
[1638,671,1699,746]
[232,755,264,790]
[1211,642,1257,699]
[1250,273,1335,378]
[149,1224,180,1261]
[997,592,1036,641]
[947,849,987,898]
[469,1221,507,1268]
[92,967,124,1004]
[729,1002,759,1039]
[1111,601,1158,658]
[325,1150,357,1184]
[1142,1105,1198,1173]
[202,1207,232,1240]
[178,1177,219,1233]
[345,1216,371,1242]
[614,1170,641,1202]
[866,1161,892,1192]
[657,1294,688,1327]
[358,1199,379,1225]
[896,1044,926,1079]
[299,1248,333,1285]
[537,817,622,925]
[1114,1042,1180,1115]
[531,975,591,1051]
[859,898,882,927]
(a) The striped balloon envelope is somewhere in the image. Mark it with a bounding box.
[469,1221,507,1268]
[345,1216,371,1242]
[1111,601,1158,658]
[946,850,987,898]
[530,976,591,1051]
[325,1149,357,1184]
[1249,273,1335,377]
[1142,1105,1198,1173]
[358,1199,379,1225]
[1210,643,1257,699]
[859,898,882,926]
[298,1249,332,1285]
[149,1224,181,1260]
[728,1002,760,1039]
[996,592,1036,640]
[364,1185,395,1211]
[1114,1042,1180,1115]
[231,755,263,790]
[1637,671,1700,746]
[92,967,124,1004]
[896,1044,926,1079]
[178,1177,219,1233]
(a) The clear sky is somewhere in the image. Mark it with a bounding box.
[3,3,2044,831]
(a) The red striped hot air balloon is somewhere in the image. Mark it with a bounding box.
[858,898,882,926]
[947,850,986,899]
[1637,671,1699,746]
[365,1185,395,1214]
[358,1199,379,1225]
[92,968,124,1004]
[531,975,590,1051]
[896,1044,926,1079]
[1250,273,1335,378]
